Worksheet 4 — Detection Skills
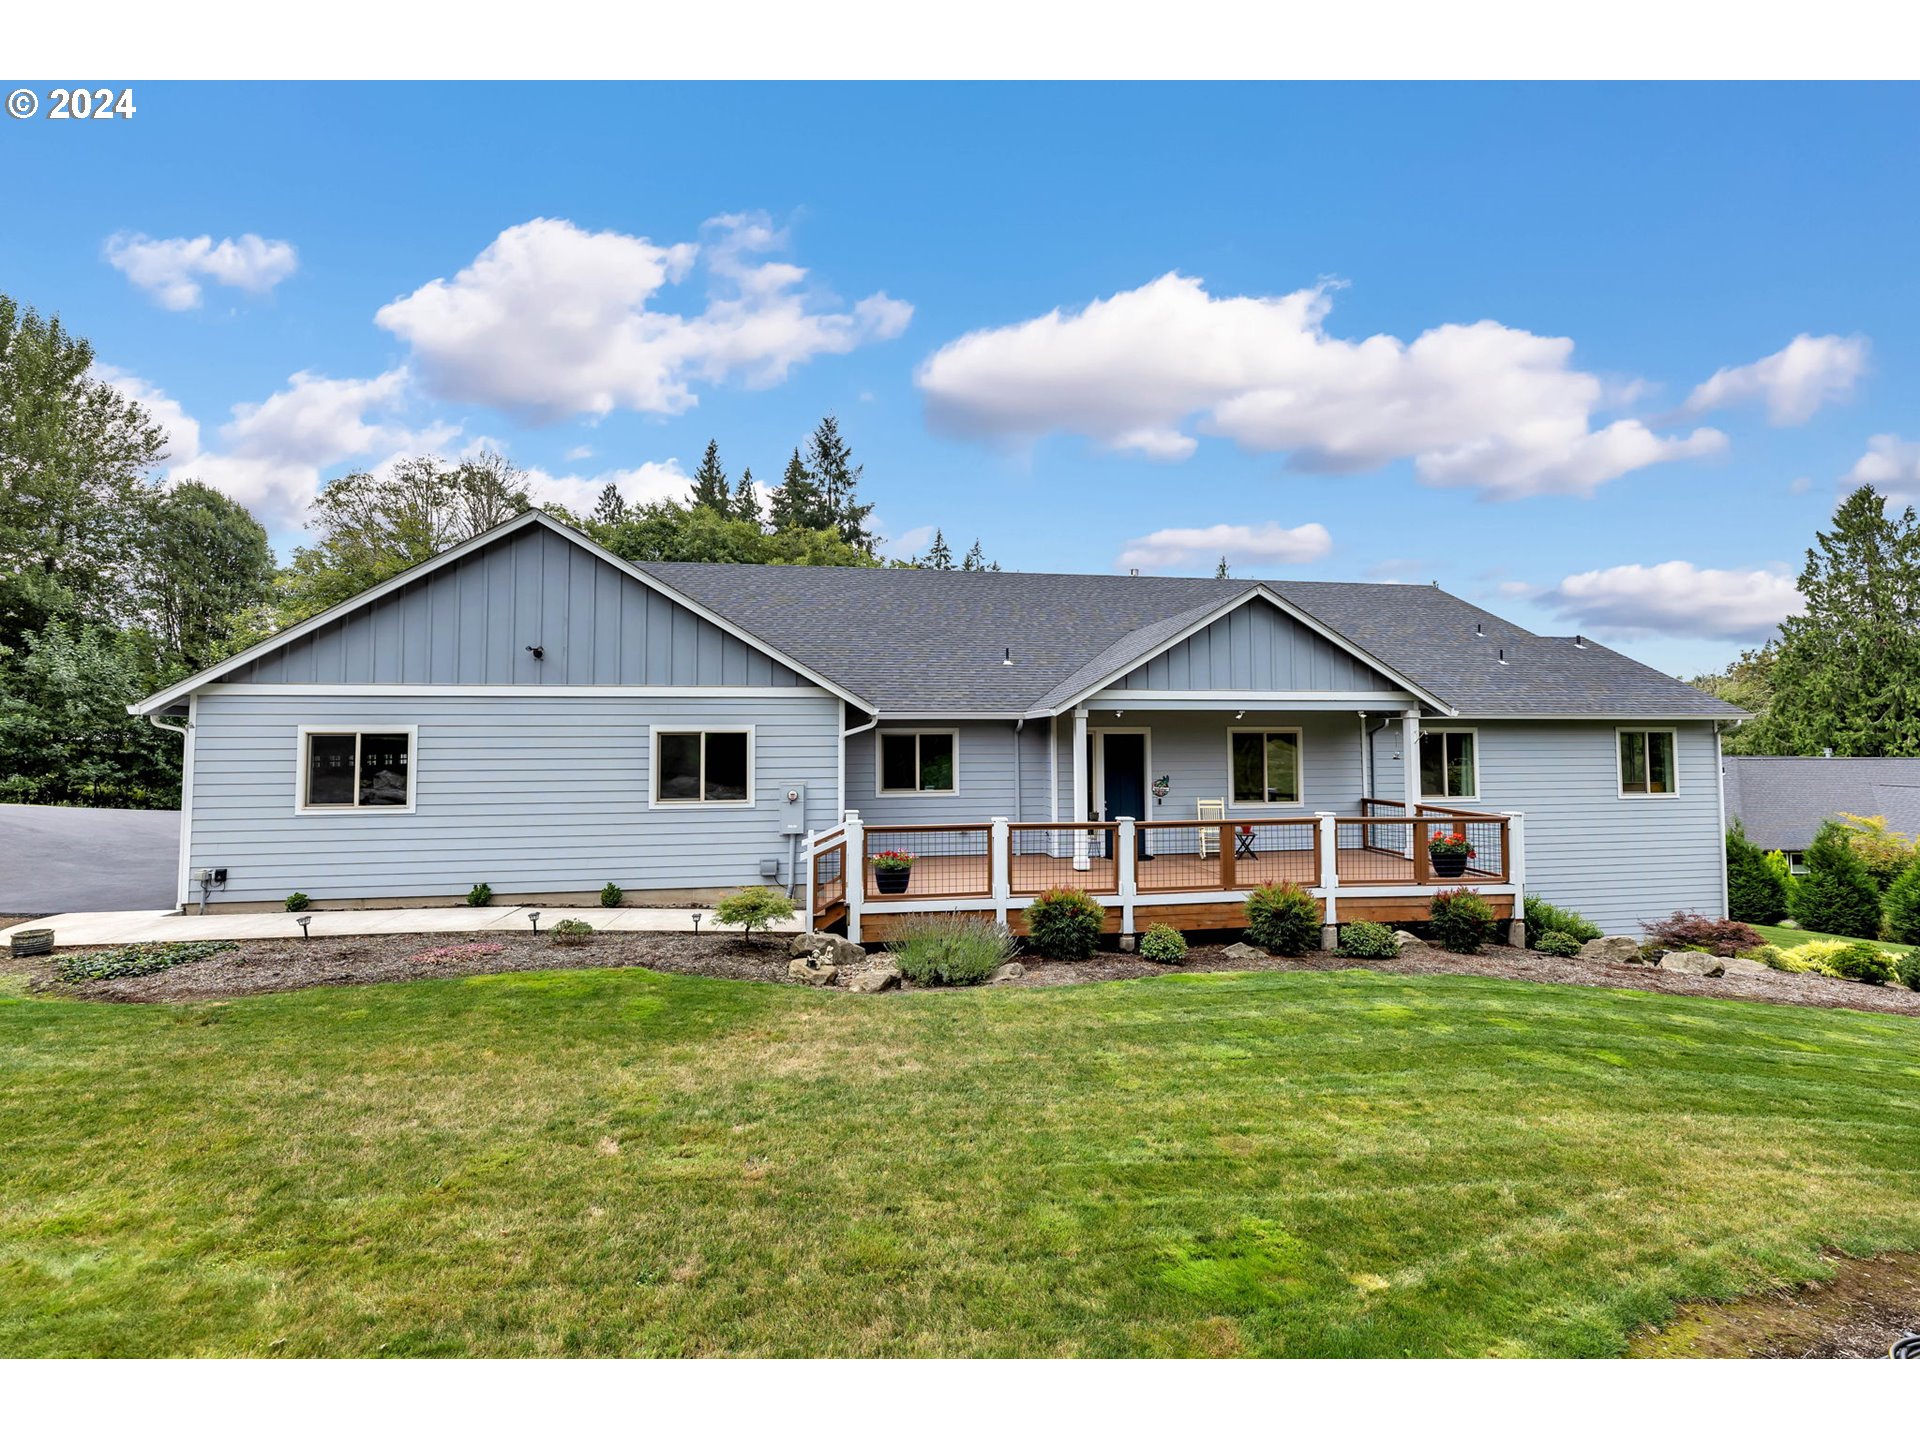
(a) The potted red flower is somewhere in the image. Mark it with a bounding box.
[872,849,916,895]
[1427,830,1475,878]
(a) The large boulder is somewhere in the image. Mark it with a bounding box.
[789,930,835,959]
[1577,936,1643,966]
[787,956,838,986]
[1719,955,1771,978]
[846,965,901,994]
[1392,930,1420,950]
[988,961,1026,984]
[1221,942,1267,962]
[1659,951,1726,978]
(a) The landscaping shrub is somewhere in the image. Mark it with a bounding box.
[55,940,236,984]
[284,892,311,913]
[1725,825,1788,924]
[1643,911,1764,958]
[1882,853,1920,944]
[1828,940,1897,986]
[1244,882,1321,956]
[1762,849,1798,909]
[1896,950,1920,991]
[1743,943,1795,972]
[466,882,493,907]
[713,886,795,943]
[1336,920,1399,959]
[1427,887,1495,953]
[1522,894,1602,944]
[888,914,1016,985]
[1533,930,1582,958]
[1789,821,1882,939]
[1835,812,1916,891]
[1024,887,1106,960]
[1767,939,1859,978]
[599,881,624,908]
[1138,923,1188,964]
[551,919,594,946]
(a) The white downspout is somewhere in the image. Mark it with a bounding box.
[147,703,193,913]
[840,704,878,823]
[1715,720,1730,919]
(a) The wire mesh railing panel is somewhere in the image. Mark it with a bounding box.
[1132,822,1229,892]
[1437,816,1508,881]
[1006,824,1119,895]
[1334,818,1417,885]
[863,825,994,900]
[1231,819,1322,890]
[812,840,846,915]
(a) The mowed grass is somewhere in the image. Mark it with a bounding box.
[3,965,1918,1357]
[1751,922,1916,955]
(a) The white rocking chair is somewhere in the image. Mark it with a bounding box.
[1196,798,1226,856]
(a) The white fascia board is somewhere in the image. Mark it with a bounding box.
[1076,690,1420,712]
[194,683,831,699]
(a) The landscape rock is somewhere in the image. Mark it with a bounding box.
[789,931,835,959]
[788,931,866,967]
[787,957,838,986]
[846,965,900,994]
[1719,955,1771,978]
[1659,951,1726,978]
[828,936,868,967]
[1392,930,1420,950]
[1578,936,1644,966]
[989,961,1027,983]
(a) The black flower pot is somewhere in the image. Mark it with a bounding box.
[1430,852,1469,878]
[875,867,911,895]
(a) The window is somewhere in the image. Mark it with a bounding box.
[653,728,752,805]
[298,727,414,811]
[1785,850,1808,876]
[1618,729,1678,795]
[1229,728,1301,805]
[1420,730,1478,800]
[878,731,957,795]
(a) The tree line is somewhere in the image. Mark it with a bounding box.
[0,291,996,809]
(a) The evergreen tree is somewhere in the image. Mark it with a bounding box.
[689,439,730,511]
[1884,852,1920,944]
[924,529,954,570]
[804,415,874,552]
[731,466,761,525]
[1725,823,1788,924]
[961,539,998,572]
[1789,820,1883,938]
[1745,486,1920,756]
[589,482,629,530]
[768,448,829,532]
[1215,556,1231,579]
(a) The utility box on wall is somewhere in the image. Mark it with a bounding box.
[779,784,807,836]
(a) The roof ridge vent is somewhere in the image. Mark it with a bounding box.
[1497,647,1509,666]
[1474,622,1484,639]
[1573,634,1587,648]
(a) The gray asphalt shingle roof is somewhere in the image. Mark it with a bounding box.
[639,560,1745,721]
[1724,756,1920,852]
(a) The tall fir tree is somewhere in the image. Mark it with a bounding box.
[768,448,829,532]
[804,415,875,553]
[1214,556,1231,579]
[689,439,730,511]
[961,539,999,572]
[924,529,954,570]
[589,482,629,529]
[1746,486,1920,756]
[731,466,761,525]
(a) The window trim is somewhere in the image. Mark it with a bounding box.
[648,724,757,808]
[1419,726,1480,803]
[1225,725,1306,810]
[874,728,961,797]
[294,724,418,815]
[1616,726,1681,799]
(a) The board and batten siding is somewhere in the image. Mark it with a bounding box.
[1108,600,1385,692]
[226,523,805,689]
[188,691,840,903]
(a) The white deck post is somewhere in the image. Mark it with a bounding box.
[843,810,864,945]
[1400,710,1422,856]
[1315,810,1339,949]
[803,827,817,931]
[1071,706,1090,869]
[989,816,1011,926]
[1504,810,1527,947]
[1116,815,1138,935]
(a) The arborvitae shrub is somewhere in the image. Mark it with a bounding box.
[1725,825,1788,924]
[1788,822,1882,939]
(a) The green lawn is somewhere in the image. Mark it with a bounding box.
[3,965,1918,1357]
[1750,923,1916,955]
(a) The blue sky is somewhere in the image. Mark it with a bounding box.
[5,81,1917,677]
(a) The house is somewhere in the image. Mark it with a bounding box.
[131,509,1746,940]
[1723,755,1920,873]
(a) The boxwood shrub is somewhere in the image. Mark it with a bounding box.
[1335,920,1399,959]
[1533,929,1582,958]
[1023,888,1105,960]
[1138,923,1188,964]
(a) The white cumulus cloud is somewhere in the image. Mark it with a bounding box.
[104,232,299,310]
[519,460,692,517]
[375,214,912,422]
[916,274,1725,499]
[1116,520,1332,573]
[1543,561,1802,641]
[1683,333,1869,425]
[1844,434,1920,504]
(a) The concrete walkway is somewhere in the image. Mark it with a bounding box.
[0,904,804,949]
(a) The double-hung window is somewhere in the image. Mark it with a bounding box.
[298,727,415,812]
[653,728,753,805]
[1420,730,1478,801]
[1228,728,1302,805]
[1618,729,1678,796]
[878,731,957,795]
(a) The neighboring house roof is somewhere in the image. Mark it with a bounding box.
[1723,756,1920,852]
[134,509,1750,723]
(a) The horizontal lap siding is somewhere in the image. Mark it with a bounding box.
[189,692,840,902]
[848,720,1027,825]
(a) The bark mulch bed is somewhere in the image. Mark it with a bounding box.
[12,928,1920,1016]
[1631,1251,1920,1358]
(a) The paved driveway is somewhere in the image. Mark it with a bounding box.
[0,804,179,914]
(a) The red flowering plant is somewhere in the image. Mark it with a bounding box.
[871,849,917,872]
[1426,830,1475,859]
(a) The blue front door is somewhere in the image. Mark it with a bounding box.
[1101,733,1148,860]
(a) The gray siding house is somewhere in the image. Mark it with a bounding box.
[134,510,1745,934]
[1724,755,1920,871]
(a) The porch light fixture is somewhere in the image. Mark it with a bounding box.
[296,915,312,941]
[529,910,541,933]
[525,644,544,660]
[1235,710,1245,720]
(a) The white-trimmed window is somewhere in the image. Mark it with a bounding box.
[297,726,416,812]
[1420,729,1478,801]
[878,730,958,795]
[1618,728,1679,796]
[652,727,754,806]
[1228,727,1302,805]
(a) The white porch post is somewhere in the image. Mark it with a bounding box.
[1071,706,1090,869]
[1400,709,1422,859]
[1504,810,1527,947]
[1116,816,1138,936]
[1316,810,1339,950]
[990,816,1011,926]
[803,827,816,931]
[843,810,864,945]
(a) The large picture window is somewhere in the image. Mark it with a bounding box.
[1420,730,1478,800]
[653,728,752,805]
[299,727,414,811]
[1618,729,1678,796]
[1229,728,1301,805]
[878,731,957,795]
